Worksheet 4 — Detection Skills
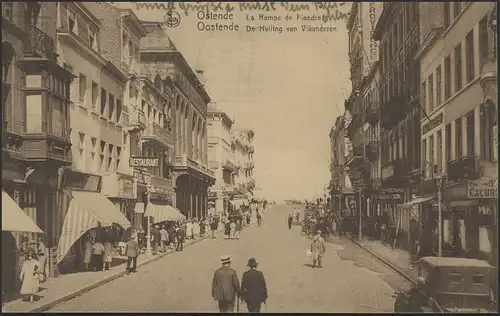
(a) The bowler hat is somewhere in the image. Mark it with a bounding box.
[221,255,231,264]
[247,257,258,267]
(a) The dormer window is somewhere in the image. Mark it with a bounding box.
[68,10,77,34]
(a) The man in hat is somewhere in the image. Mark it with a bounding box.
[241,257,268,313]
[310,230,326,268]
[125,234,139,274]
[212,255,240,313]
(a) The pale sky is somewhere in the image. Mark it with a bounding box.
[116,2,352,202]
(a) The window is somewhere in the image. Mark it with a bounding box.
[108,94,114,121]
[78,74,86,102]
[116,147,122,171]
[428,74,434,111]
[100,88,106,116]
[479,15,489,66]
[443,2,450,29]
[422,138,427,175]
[455,118,463,158]
[108,144,114,172]
[91,81,98,109]
[429,134,434,173]
[444,56,451,100]
[421,81,426,112]
[465,30,474,83]
[99,140,106,172]
[480,103,495,162]
[453,2,461,19]
[437,130,442,173]
[466,110,475,156]
[26,94,43,133]
[3,3,13,21]
[436,65,442,106]
[51,97,64,138]
[445,124,452,164]
[454,44,462,92]
[68,10,77,34]
[89,29,97,50]
[116,99,122,124]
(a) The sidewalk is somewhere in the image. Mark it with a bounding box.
[2,238,204,313]
[346,235,418,285]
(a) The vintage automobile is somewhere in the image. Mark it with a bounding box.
[393,256,497,313]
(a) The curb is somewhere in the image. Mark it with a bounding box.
[344,234,417,286]
[27,238,205,313]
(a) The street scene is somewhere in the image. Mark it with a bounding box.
[1,1,498,313]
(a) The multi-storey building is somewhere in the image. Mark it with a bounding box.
[231,127,255,192]
[54,1,134,274]
[344,2,383,225]
[417,2,497,265]
[2,2,74,291]
[207,104,237,215]
[373,2,422,249]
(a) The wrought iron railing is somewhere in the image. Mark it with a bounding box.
[25,25,54,56]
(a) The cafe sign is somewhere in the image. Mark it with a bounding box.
[468,179,498,199]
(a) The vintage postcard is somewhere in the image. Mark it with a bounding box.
[2,1,498,313]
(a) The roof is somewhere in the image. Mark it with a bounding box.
[418,256,494,269]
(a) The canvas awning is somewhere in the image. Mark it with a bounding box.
[2,191,43,233]
[397,195,435,209]
[56,190,131,264]
[145,202,186,222]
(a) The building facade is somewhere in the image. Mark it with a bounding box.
[418,2,498,265]
[231,127,255,192]
[345,2,383,228]
[2,2,75,289]
[373,2,422,249]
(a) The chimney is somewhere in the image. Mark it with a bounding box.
[195,69,205,86]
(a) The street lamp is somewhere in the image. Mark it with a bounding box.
[145,184,153,256]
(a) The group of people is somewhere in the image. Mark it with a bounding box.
[82,235,115,272]
[212,255,268,313]
[15,236,49,303]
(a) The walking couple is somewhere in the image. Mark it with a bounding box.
[212,255,268,313]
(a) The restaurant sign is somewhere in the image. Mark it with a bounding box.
[468,179,498,199]
[129,157,159,167]
[62,169,101,192]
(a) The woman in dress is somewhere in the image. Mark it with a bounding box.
[36,236,48,283]
[83,235,93,271]
[185,220,193,240]
[103,239,113,271]
[19,249,40,303]
[192,219,200,239]
[199,218,206,238]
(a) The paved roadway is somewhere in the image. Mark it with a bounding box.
[49,204,406,313]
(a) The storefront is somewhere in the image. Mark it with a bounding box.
[101,172,137,240]
[443,177,498,264]
[144,175,185,226]
[54,169,131,276]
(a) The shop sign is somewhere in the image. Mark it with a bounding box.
[468,179,498,199]
[133,170,151,185]
[118,175,135,199]
[380,188,404,195]
[422,113,443,135]
[443,183,468,200]
[62,169,101,192]
[129,157,159,167]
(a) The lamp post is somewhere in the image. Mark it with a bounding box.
[145,184,153,256]
[435,173,443,257]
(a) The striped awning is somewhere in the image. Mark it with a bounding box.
[145,202,186,223]
[56,191,131,264]
[2,191,43,233]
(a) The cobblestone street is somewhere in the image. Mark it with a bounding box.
[48,205,401,312]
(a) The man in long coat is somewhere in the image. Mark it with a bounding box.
[212,255,240,313]
[310,230,326,268]
[241,257,268,312]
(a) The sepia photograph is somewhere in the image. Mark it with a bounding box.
[1,1,498,313]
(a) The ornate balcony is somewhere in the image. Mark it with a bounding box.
[447,155,481,182]
[365,101,379,125]
[380,94,409,130]
[24,25,54,57]
[381,158,410,183]
[365,141,379,162]
[126,110,146,131]
[346,145,364,167]
[174,154,215,179]
[142,122,173,148]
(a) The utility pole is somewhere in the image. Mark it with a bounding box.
[145,184,153,256]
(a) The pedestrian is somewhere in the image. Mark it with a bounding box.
[246,212,251,226]
[160,225,168,252]
[288,214,293,229]
[212,255,241,313]
[256,212,262,226]
[90,239,105,272]
[229,221,237,239]
[295,209,300,222]
[224,221,231,239]
[186,220,193,240]
[125,235,139,274]
[210,217,218,238]
[200,219,206,238]
[176,223,185,252]
[235,220,242,239]
[310,230,326,268]
[82,235,92,271]
[167,223,176,249]
[103,239,113,271]
[241,257,268,313]
[193,219,200,239]
[36,236,48,283]
[152,225,161,254]
[19,249,40,303]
